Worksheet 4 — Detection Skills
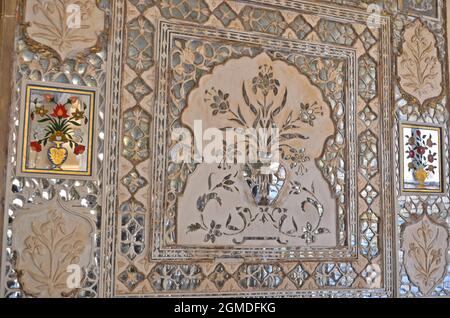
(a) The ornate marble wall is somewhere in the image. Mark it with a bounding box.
[0,0,449,298]
[0,0,19,266]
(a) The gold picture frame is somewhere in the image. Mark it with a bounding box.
[17,81,98,179]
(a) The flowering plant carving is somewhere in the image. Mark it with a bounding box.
[205,88,230,115]
[252,65,280,96]
[204,64,323,177]
[398,20,442,105]
[402,214,448,295]
[202,64,325,207]
[179,52,337,248]
[20,209,86,297]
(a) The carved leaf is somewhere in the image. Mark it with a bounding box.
[398,20,442,104]
[25,0,105,60]
[402,214,448,296]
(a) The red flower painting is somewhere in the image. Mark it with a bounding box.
[74,145,86,155]
[51,104,70,118]
[30,141,42,152]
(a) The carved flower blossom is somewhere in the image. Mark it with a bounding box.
[204,220,222,243]
[299,102,323,126]
[283,147,309,162]
[252,65,280,96]
[205,88,230,115]
[282,148,310,175]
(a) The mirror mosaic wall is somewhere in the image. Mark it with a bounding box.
[0,0,449,298]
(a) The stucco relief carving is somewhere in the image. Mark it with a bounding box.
[13,199,94,297]
[397,19,442,105]
[24,0,105,60]
[401,213,448,296]
[178,53,336,247]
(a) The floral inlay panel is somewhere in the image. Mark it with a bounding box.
[400,123,443,193]
[17,82,97,178]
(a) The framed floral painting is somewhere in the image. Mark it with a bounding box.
[400,123,443,193]
[17,81,98,179]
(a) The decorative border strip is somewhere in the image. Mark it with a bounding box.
[101,0,126,298]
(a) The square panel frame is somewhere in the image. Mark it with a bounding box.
[16,80,99,180]
[112,0,396,298]
[151,19,361,262]
[399,122,445,194]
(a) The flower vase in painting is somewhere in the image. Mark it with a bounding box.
[402,124,442,193]
[19,83,96,178]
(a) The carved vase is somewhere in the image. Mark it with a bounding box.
[243,161,286,206]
